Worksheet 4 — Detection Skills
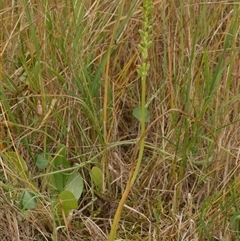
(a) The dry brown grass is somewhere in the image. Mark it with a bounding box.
[1,0,240,240]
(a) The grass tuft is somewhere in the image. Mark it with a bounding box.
[1,1,240,240]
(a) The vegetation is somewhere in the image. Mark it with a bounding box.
[1,0,240,240]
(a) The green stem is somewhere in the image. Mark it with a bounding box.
[108,1,152,239]
[131,73,146,186]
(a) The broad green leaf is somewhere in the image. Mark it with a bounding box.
[90,166,103,191]
[54,146,69,167]
[53,171,69,192]
[53,145,69,191]
[35,154,48,169]
[65,172,83,200]
[133,107,150,122]
[19,191,36,210]
[58,190,78,216]
[4,151,28,180]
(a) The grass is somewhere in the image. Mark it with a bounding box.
[1,0,240,240]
